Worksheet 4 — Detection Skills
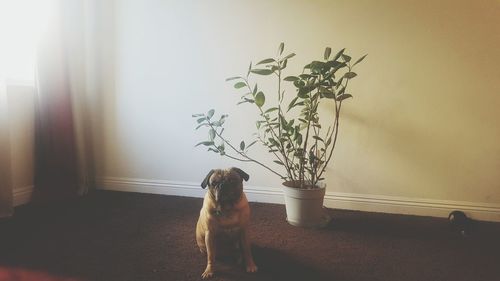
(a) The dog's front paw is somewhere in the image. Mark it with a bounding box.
[201,265,214,279]
[246,262,258,273]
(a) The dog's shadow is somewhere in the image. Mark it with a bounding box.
[215,245,331,281]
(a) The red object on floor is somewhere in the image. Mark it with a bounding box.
[0,267,84,281]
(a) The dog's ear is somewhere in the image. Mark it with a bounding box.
[231,167,249,182]
[201,170,215,189]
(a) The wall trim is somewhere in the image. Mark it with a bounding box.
[13,185,34,207]
[98,177,500,222]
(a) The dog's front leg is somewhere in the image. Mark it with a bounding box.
[202,230,216,279]
[241,228,258,273]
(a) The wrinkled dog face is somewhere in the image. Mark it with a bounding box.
[202,168,249,207]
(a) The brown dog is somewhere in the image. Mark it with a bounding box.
[196,167,258,279]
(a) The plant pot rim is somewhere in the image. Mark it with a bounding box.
[282,180,326,189]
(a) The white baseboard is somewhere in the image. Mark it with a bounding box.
[324,192,500,222]
[98,177,285,204]
[13,185,34,207]
[98,177,500,222]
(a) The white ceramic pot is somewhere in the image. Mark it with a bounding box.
[282,181,330,227]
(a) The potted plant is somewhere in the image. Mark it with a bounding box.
[193,43,366,227]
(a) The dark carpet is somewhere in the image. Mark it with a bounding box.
[0,190,499,281]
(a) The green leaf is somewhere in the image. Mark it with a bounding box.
[298,85,317,98]
[218,115,227,125]
[208,129,215,140]
[240,141,245,151]
[332,48,345,61]
[336,78,344,89]
[195,141,214,147]
[257,58,275,65]
[337,86,345,96]
[296,134,303,145]
[192,113,204,117]
[251,69,274,75]
[208,147,219,153]
[273,160,284,166]
[324,47,331,60]
[352,54,367,67]
[287,96,298,112]
[195,123,207,130]
[326,136,332,146]
[310,61,326,71]
[264,107,279,113]
[280,59,288,70]
[255,92,265,107]
[341,54,352,62]
[253,84,258,94]
[337,94,353,101]
[268,138,280,147]
[326,60,347,70]
[225,76,242,81]
[278,42,284,55]
[284,76,299,82]
[247,62,252,77]
[207,109,215,119]
[344,72,357,79]
[247,140,257,149]
[282,53,296,60]
[312,135,324,142]
[197,117,206,124]
[280,115,287,129]
[321,90,336,99]
[234,82,246,89]
[218,143,225,156]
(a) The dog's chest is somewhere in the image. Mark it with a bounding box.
[219,225,242,235]
[213,209,242,233]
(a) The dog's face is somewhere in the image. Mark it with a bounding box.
[201,167,249,208]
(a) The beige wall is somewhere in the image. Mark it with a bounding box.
[96,0,500,218]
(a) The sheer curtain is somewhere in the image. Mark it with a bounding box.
[34,0,102,202]
[0,0,105,213]
[34,3,79,202]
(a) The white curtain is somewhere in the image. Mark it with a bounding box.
[34,0,108,200]
[0,80,13,218]
[0,0,111,211]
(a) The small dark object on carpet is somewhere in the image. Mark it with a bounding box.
[448,210,472,237]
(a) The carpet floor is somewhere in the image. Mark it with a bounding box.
[0,190,499,281]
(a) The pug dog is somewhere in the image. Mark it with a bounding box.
[196,167,258,279]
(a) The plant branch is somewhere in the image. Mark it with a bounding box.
[207,121,285,179]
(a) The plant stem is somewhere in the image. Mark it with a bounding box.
[317,75,349,181]
[244,75,294,181]
[208,120,285,179]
